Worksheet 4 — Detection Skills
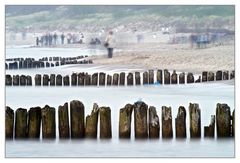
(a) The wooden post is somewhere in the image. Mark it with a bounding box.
[13,75,20,86]
[28,107,41,138]
[63,75,70,86]
[171,70,178,84]
[99,72,106,86]
[119,104,134,138]
[107,75,112,86]
[71,73,77,86]
[164,69,170,84]
[175,106,186,138]
[189,103,201,138]
[119,72,125,86]
[85,103,99,138]
[149,106,160,138]
[84,73,91,85]
[223,71,229,80]
[56,74,62,86]
[127,73,134,85]
[91,73,98,86]
[149,70,154,84]
[43,74,49,86]
[113,73,119,86]
[143,71,149,84]
[50,74,56,86]
[5,106,14,139]
[134,101,148,138]
[207,72,214,81]
[6,75,12,86]
[187,73,194,83]
[78,73,85,86]
[41,105,56,139]
[35,74,41,86]
[20,75,27,86]
[135,72,141,85]
[70,100,85,138]
[157,69,163,84]
[162,106,173,138]
[58,103,70,138]
[204,115,215,138]
[100,107,112,139]
[216,70,223,81]
[216,103,231,137]
[179,72,185,84]
[26,75,32,86]
[232,109,235,137]
[230,70,235,79]
[195,76,201,83]
[202,71,208,82]
[15,108,27,139]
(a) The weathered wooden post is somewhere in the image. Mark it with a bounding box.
[107,75,112,86]
[5,106,14,139]
[91,73,98,86]
[20,75,27,86]
[134,101,148,138]
[113,73,119,86]
[171,70,178,84]
[6,63,8,70]
[56,74,63,86]
[143,71,149,84]
[46,62,50,67]
[157,69,163,84]
[70,100,85,138]
[216,103,231,137]
[71,73,77,86]
[216,70,223,81]
[58,103,70,138]
[50,74,55,86]
[202,71,208,82]
[127,73,134,85]
[13,75,20,86]
[162,106,173,138]
[43,74,49,86]
[84,74,91,85]
[223,71,229,80]
[189,103,201,138]
[15,108,27,139]
[78,73,85,86]
[195,76,201,83]
[63,75,70,86]
[119,72,125,86]
[135,72,141,85]
[175,106,186,138]
[119,104,134,138]
[208,72,214,81]
[99,72,106,86]
[100,107,112,139]
[6,75,12,86]
[41,105,56,139]
[187,73,194,83]
[149,70,154,84]
[164,69,170,84]
[28,107,41,138]
[204,115,215,138]
[230,70,235,79]
[35,74,41,86]
[179,72,185,84]
[149,106,160,138]
[232,109,235,137]
[85,103,99,138]
[26,75,32,86]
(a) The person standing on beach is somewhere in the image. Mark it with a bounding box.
[104,31,115,58]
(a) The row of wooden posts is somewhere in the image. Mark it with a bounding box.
[5,69,235,86]
[6,101,234,139]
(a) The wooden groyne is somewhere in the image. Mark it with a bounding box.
[5,69,234,86]
[6,101,234,140]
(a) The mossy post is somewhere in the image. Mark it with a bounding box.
[71,73,77,86]
[149,106,160,138]
[127,73,134,85]
[28,107,41,138]
[107,75,112,85]
[216,70,222,81]
[113,73,119,86]
[43,74,49,86]
[119,104,134,138]
[179,72,185,84]
[63,75,70,86]
[135,72,141,85]
[232,109,235,137]
[15,108,28,139]
[85,103,99,138]
[143,71,149,84]
[164,69,170,84]
[204,115,215,138]
[157,69,163,84]
[171,70,178,84]
[119,72,125,86]
[134,101,148,138]
[149,70,154,84]
[91,73,98,86]
[223,71,229,80]
[99,72,106,86]
[207,72,214,81]
[189,103,201,138]
[216,103,231,137]
[56,74,63,86]
[202,71,208,82]
[5,106,14,139]
[6,75,12,86]
[175,106,186,138]
[100,107,112,139]
[162,106,173,138]
[13,75,20,86]
[187,73,194,83]
[58,103,70,138]
[70,100,85,138]
[41,105,56,139]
